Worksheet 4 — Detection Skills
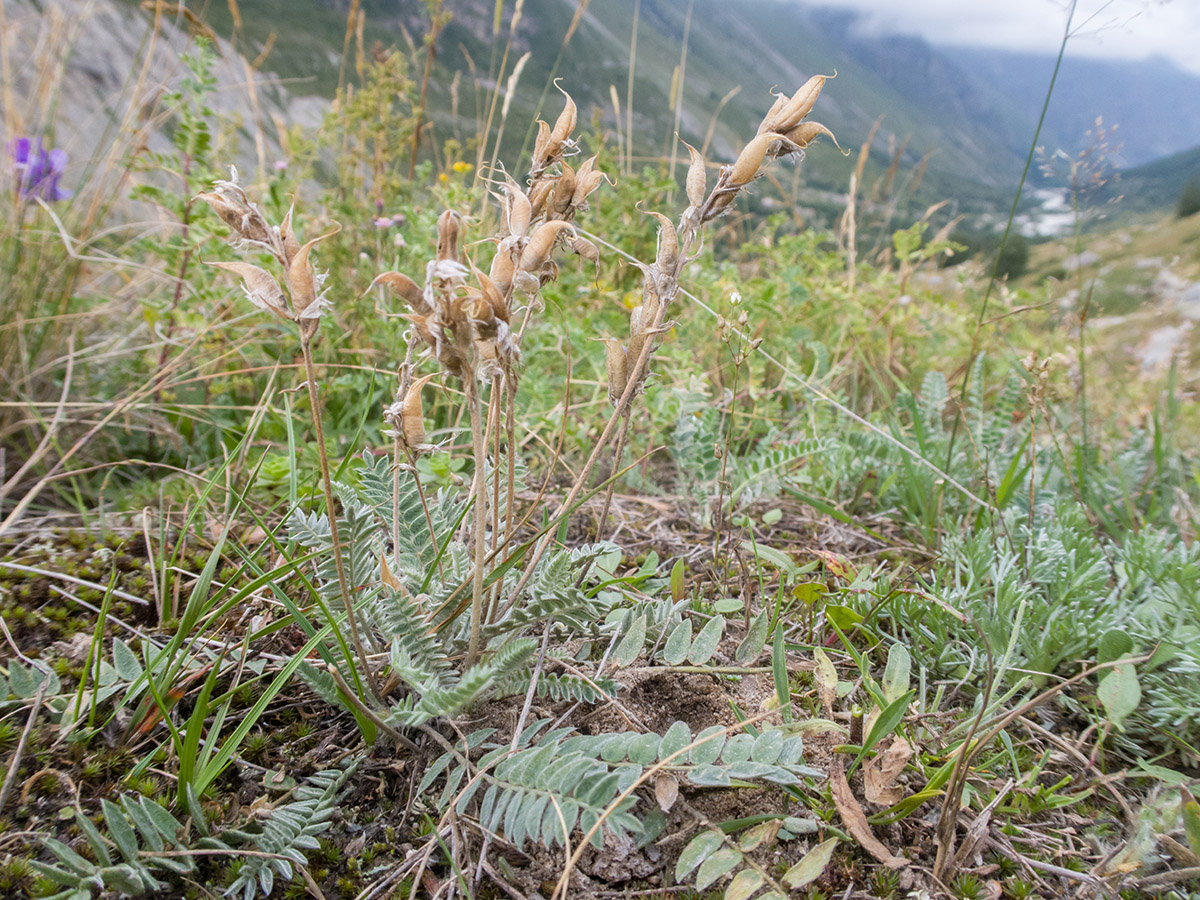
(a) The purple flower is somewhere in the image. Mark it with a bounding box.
[8,137,72,202]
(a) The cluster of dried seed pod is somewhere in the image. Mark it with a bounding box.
[198,168,339,340]
[597,75,837,410]
[372,89,610,400]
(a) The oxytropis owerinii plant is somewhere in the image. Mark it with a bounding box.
[201,74,835,686]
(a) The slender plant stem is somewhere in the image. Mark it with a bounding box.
[598,413,629,534]
[301,336,377,700]
[465,378,488,666]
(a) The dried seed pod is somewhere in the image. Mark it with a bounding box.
[757,91,789,135]
[207,261,289,318]
[436,209,460,262]
[727,132,778,186]
[629,304,645,337]
[782,121,839,151]
[627,331,648,372]
[549,83,577,146]
[519,220,575,273]
[532,119,553,167]
[286,225,341,318]
[572,168,610,208]
[472,264,510,322]
[552,162,577,215]
[489,245,517,295]
[400,373,436,449]
[647,211,678,272]
[528,179,555,217]
[505,180,532,236]
[774,74,828,133]
[279,204,301,263]
[196,191,247,234]
[370,271,431,316]
[681,140,707,208]
[404,313,436,347]
[569,234,599,268]
[599,338,628,406]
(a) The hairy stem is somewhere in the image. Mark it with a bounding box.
[301,336,377,700]
[466,377,488,666]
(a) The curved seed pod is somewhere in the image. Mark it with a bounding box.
[505,180,532,236]
[783,121,839,151]
[532,119,552,167]
[472,264,509,322]
[756,91,789,135]
[513,268,541,296]
[519,220,576,273]
[286,224,341,317]
[704,188,736,221]
[489,246,516,295]
[629,304,644,337]
[474,338,499,367]
[599,338,628,406]
[369,271,431,316]
[207,261,289,319]
[728,132,778,186]
[552,162,577,215]
[570,234,600,268]
[487,243,516,292]
[528,179,555,218]
[549,83,577,145]
[627,331,648,373]
[682,139,707,208]
[572,168,610,208]
[196,191,247,235]
[437,342,466,377]
[404,313,436,347]
[400,373,437,449]
[436,209,460,262]
[279,203,301,263]
[775,75,828,133]
[646,210,678,272]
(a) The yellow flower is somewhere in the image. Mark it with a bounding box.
[452,161,474,174]
[439,172,448,184]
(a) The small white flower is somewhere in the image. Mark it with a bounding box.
[730,290,742,305]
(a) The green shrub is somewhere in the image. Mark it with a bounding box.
[1177,176,1200,218]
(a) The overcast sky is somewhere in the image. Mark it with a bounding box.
[807,0,1200,75]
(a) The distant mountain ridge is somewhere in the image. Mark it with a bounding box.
[166,0,1200,212]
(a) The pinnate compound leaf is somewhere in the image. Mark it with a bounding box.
[676,831,724,880]
[782,837,838,889]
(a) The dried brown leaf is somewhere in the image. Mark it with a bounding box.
[831,759,908,869]
[863,737,913,806]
